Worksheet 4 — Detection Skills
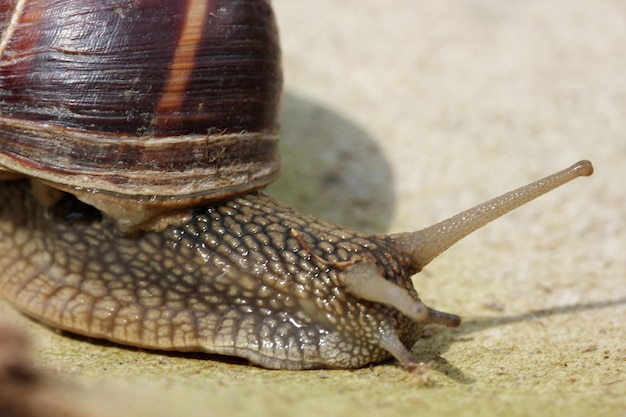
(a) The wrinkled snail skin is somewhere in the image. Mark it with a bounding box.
[0,0,594,370]
[0,162,593,370]
[0,183,431,370]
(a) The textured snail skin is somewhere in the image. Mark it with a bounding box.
[0,161,592,369]
[0,181,426,369]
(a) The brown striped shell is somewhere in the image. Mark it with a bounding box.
[0,0,282,230]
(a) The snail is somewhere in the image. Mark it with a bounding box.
[0,0,592,371]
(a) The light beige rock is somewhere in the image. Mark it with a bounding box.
[1,1,624,416]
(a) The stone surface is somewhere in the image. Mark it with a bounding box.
[1,1,624,416]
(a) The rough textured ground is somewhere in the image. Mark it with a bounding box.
[1,1,624,416]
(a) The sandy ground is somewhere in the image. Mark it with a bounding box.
[1,1,625,416]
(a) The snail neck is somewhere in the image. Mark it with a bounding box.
[391,160,593,270]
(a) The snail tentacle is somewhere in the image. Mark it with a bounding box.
[339,262,429,323]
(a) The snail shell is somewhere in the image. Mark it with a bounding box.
[0,0,593,370]
[0,0,281,230]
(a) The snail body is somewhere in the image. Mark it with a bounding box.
[0,0,592,370]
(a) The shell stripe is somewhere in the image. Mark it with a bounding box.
[155,0,210,127]
[0,0,26,57]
